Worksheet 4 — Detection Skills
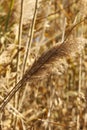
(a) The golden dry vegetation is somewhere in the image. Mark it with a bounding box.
[0,0,87,130]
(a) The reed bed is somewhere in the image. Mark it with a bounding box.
[0,0,87,129]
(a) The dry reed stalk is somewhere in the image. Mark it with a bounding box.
[13,0,40,24]
[0,37,86,111]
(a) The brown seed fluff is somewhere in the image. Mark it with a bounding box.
[0,37,86,111]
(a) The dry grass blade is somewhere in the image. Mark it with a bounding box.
[0,37,86,111]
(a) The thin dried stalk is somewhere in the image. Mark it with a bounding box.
[14,0,24,110]
[0,37,86,111]
[18,0,38,112]
[22,0,38,75]
[13,0,25,128]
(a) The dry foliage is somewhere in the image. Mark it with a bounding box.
[0,0,87,130]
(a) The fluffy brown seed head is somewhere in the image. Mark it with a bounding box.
[27,37,86,80]
[58,37,86,57]
[0,37,86,111]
